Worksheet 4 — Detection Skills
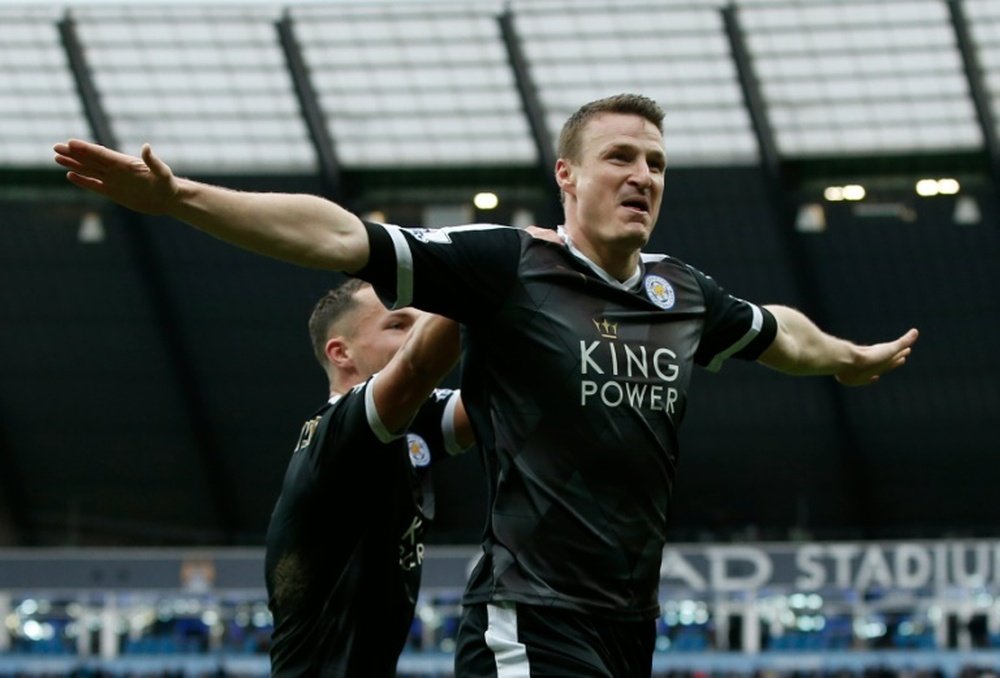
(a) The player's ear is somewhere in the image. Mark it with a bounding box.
[325,336,352,370]
[555,158,576,197]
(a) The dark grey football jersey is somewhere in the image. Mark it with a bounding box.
[265,380,463,677]
[358,222,776,621]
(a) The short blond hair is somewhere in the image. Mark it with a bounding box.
[557,93,665,164]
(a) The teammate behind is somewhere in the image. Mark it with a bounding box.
[264,279,472,676]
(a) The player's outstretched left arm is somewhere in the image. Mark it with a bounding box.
[757,305,918,386]
[53,140,369,272]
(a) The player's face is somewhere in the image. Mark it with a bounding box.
[561,112,665,256]
[346,286,424,379]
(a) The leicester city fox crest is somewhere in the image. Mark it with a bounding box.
[407,434,431,467]
[644,274,676,309]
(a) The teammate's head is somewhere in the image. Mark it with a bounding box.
[309,279,424,391]
[555,94,667,276]
[309,278,367,366]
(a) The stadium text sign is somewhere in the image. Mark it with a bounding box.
[660,541,1000,592]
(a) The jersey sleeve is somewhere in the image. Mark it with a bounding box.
[304,387,386,487]
[363,373,406,444]
[690,266,777,372]
[356,374,469,461]
[354,220,524,324]
[407,388,471,465]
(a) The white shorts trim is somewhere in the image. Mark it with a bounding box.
[485,602,531,678]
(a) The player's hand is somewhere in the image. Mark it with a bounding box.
[835,328,919,386]
[53,140,178,215]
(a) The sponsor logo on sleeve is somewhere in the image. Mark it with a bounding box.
[408,228,453,244]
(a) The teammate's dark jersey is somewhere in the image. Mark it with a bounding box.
[357,222,777,621]
[264,378,465,677]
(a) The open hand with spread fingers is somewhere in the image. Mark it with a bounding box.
[54,140,178,216]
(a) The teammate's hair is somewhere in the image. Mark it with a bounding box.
[557,93,665,164]
[308,278,368,366]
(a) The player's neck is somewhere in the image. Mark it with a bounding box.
[563,225,640,283]
[330,363,370,397]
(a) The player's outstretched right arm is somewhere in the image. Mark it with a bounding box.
[53,140,369,273]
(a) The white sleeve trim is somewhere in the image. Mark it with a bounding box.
[441,390,469,456]
[379,222,514,309]
[706,303,764,373]
[364,373,403,443]
[435,222,511,234]
[381,223,414,309]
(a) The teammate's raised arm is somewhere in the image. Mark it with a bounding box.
[370,312,461,435]
[53,139,370,272]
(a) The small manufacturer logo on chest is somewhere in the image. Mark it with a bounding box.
[644,275,675,309]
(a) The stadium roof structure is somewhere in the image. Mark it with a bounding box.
[1,0,999,174]
[0,0,998,547]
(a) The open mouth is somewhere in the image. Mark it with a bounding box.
[621,197,650,214]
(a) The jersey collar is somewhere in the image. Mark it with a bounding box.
[557,226,643,291]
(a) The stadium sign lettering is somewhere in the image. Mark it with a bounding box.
[659,542,1000,592]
